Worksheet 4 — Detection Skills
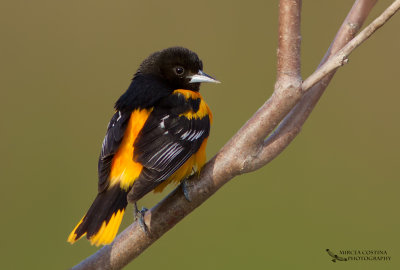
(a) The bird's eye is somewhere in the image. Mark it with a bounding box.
[174,66,184,76]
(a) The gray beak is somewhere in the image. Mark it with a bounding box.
[188,70,221,84]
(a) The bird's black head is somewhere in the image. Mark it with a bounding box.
[116,47,219,111]
[136,47,219,92]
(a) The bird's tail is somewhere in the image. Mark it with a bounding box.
[67,185,128,246]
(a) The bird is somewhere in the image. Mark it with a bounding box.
[67,47,220,246]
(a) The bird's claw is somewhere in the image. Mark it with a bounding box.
[181,178,192,202]
[134,203,149,235]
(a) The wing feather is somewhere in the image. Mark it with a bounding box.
[133,111,210,183]
[97,111,130,192]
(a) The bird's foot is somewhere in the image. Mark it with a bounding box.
[134,202,149,235]
[181,178,192,202]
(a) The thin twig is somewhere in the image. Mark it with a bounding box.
[302,0,400,92]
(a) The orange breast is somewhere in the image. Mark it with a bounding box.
[173,89,213,123]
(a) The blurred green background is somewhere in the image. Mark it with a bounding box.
[1,0,399,269]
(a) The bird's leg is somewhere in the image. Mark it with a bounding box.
[181,178,192,202]
[134,202,149,235]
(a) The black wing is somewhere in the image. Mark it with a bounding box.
[97,110,131,192]
[128,107,210,202]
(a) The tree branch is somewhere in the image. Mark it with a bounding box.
[277,0,302,81]
[71,1,400,269]
[253,0,384,167]
[252,0,380,168]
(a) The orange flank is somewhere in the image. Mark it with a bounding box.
[109,109,152,191]
[173,89,213,123]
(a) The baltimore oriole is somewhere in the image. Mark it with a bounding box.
[68,47,219,246]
